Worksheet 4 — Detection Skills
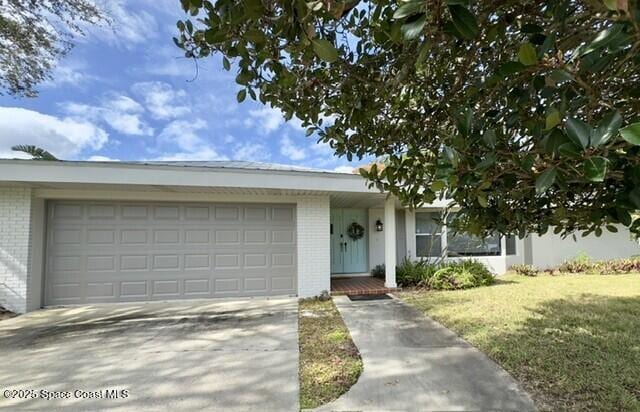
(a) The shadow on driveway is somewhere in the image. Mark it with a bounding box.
[0,298,299,411]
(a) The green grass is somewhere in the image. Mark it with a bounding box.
[400,273,640,411]
[298,298,363,409]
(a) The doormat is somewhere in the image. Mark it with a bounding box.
[347,294,392,301]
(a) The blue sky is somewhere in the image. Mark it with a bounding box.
[0,0,365,172]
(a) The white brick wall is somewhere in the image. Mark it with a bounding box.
[297,196,331,297]
[0,187,33,313]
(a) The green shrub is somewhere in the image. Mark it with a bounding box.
[395,259,494,290]
[511,264,539,276]
[407,259,496,290]
[427,266,459,290]
[593,257,640,275]
[370,264,385,279]
[558,252,593,273]
[396,258,439,287]
[556,254,640,275]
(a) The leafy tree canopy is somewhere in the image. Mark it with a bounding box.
[0,0,106,97]
[175,0,640,238]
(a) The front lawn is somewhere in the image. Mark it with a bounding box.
[401,273,640,411]
[298,298,363,410]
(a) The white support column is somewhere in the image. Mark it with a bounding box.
[384,196,397,288]
[405,209,416,260]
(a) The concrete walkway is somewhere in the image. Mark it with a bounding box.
[317,295,535,412]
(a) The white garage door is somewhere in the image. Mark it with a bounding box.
[45,201,297,305]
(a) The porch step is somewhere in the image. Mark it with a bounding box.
[331,287,400,296]
[330,276,400,296]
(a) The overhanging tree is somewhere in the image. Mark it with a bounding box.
[175,0,640,238]
[0,0,107,97]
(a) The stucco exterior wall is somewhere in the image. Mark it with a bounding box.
[0,187,33,313]
[368,208,406,271]
[529,229,640,269]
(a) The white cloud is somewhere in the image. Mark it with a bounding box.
[0,107,108,159]
[246,106,285,134]
[62,93,152,137]
[44,59,100,88]
[108,94,144,113]
[158,119,206,151]
[232,143,270,161]
[244,104,308,135]
[154,119,226,161]
[90,0,158,47]
[280,136,307,161]
[87,155,119,161]
[144,47,197,78]
[131,81,191,120]
[334,166,356,174]
[309,140,334,156]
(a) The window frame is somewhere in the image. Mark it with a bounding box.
[414,211,445,258]
[414,211,515,258]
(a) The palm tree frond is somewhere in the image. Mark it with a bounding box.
[11,145,58,161]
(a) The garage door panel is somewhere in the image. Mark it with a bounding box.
[45,201,296,305]
[86,282,116,300]
[49,283,82,302]
[120,281,149,298]
[214,206,240,221]
[86,255,116,271]
[272,276,295,291]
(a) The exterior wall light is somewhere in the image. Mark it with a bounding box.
[375,219,384,232]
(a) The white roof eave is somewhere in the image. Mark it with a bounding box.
[0,159,380,194]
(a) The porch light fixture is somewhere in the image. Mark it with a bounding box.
[375,219,384,232]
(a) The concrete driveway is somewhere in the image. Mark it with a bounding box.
[0,298,299,411]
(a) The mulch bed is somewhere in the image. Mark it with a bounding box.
[0,306,17,321]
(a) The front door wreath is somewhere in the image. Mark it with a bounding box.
[347,222,365,240]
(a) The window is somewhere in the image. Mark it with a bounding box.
[447,230,501,256]
[415,212,443,257]
[506,235,517,255]
[414,211,506,257]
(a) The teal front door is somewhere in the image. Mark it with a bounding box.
[331,208,368,274]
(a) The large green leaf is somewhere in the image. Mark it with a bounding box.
[545,108,561,130]
[583,157,609,182]
[581,23,625,56]
[448,5,478,40]
[536,167,557,194]
[482,129,496,147]
[401,14,427,39]
[236,89,246,103]
[311,39,338,62]
[565,117,592,148]
[477,192,488,208]
[393,1,423,19]
[455,108,473,137]
[591,110,622,147]
[620,122,640,145]
[518,43,538,66]
[498,61,525,76]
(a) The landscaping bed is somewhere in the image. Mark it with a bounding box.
[298,298,362,410]
[0,306,16,321]
[400,273,640,411]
